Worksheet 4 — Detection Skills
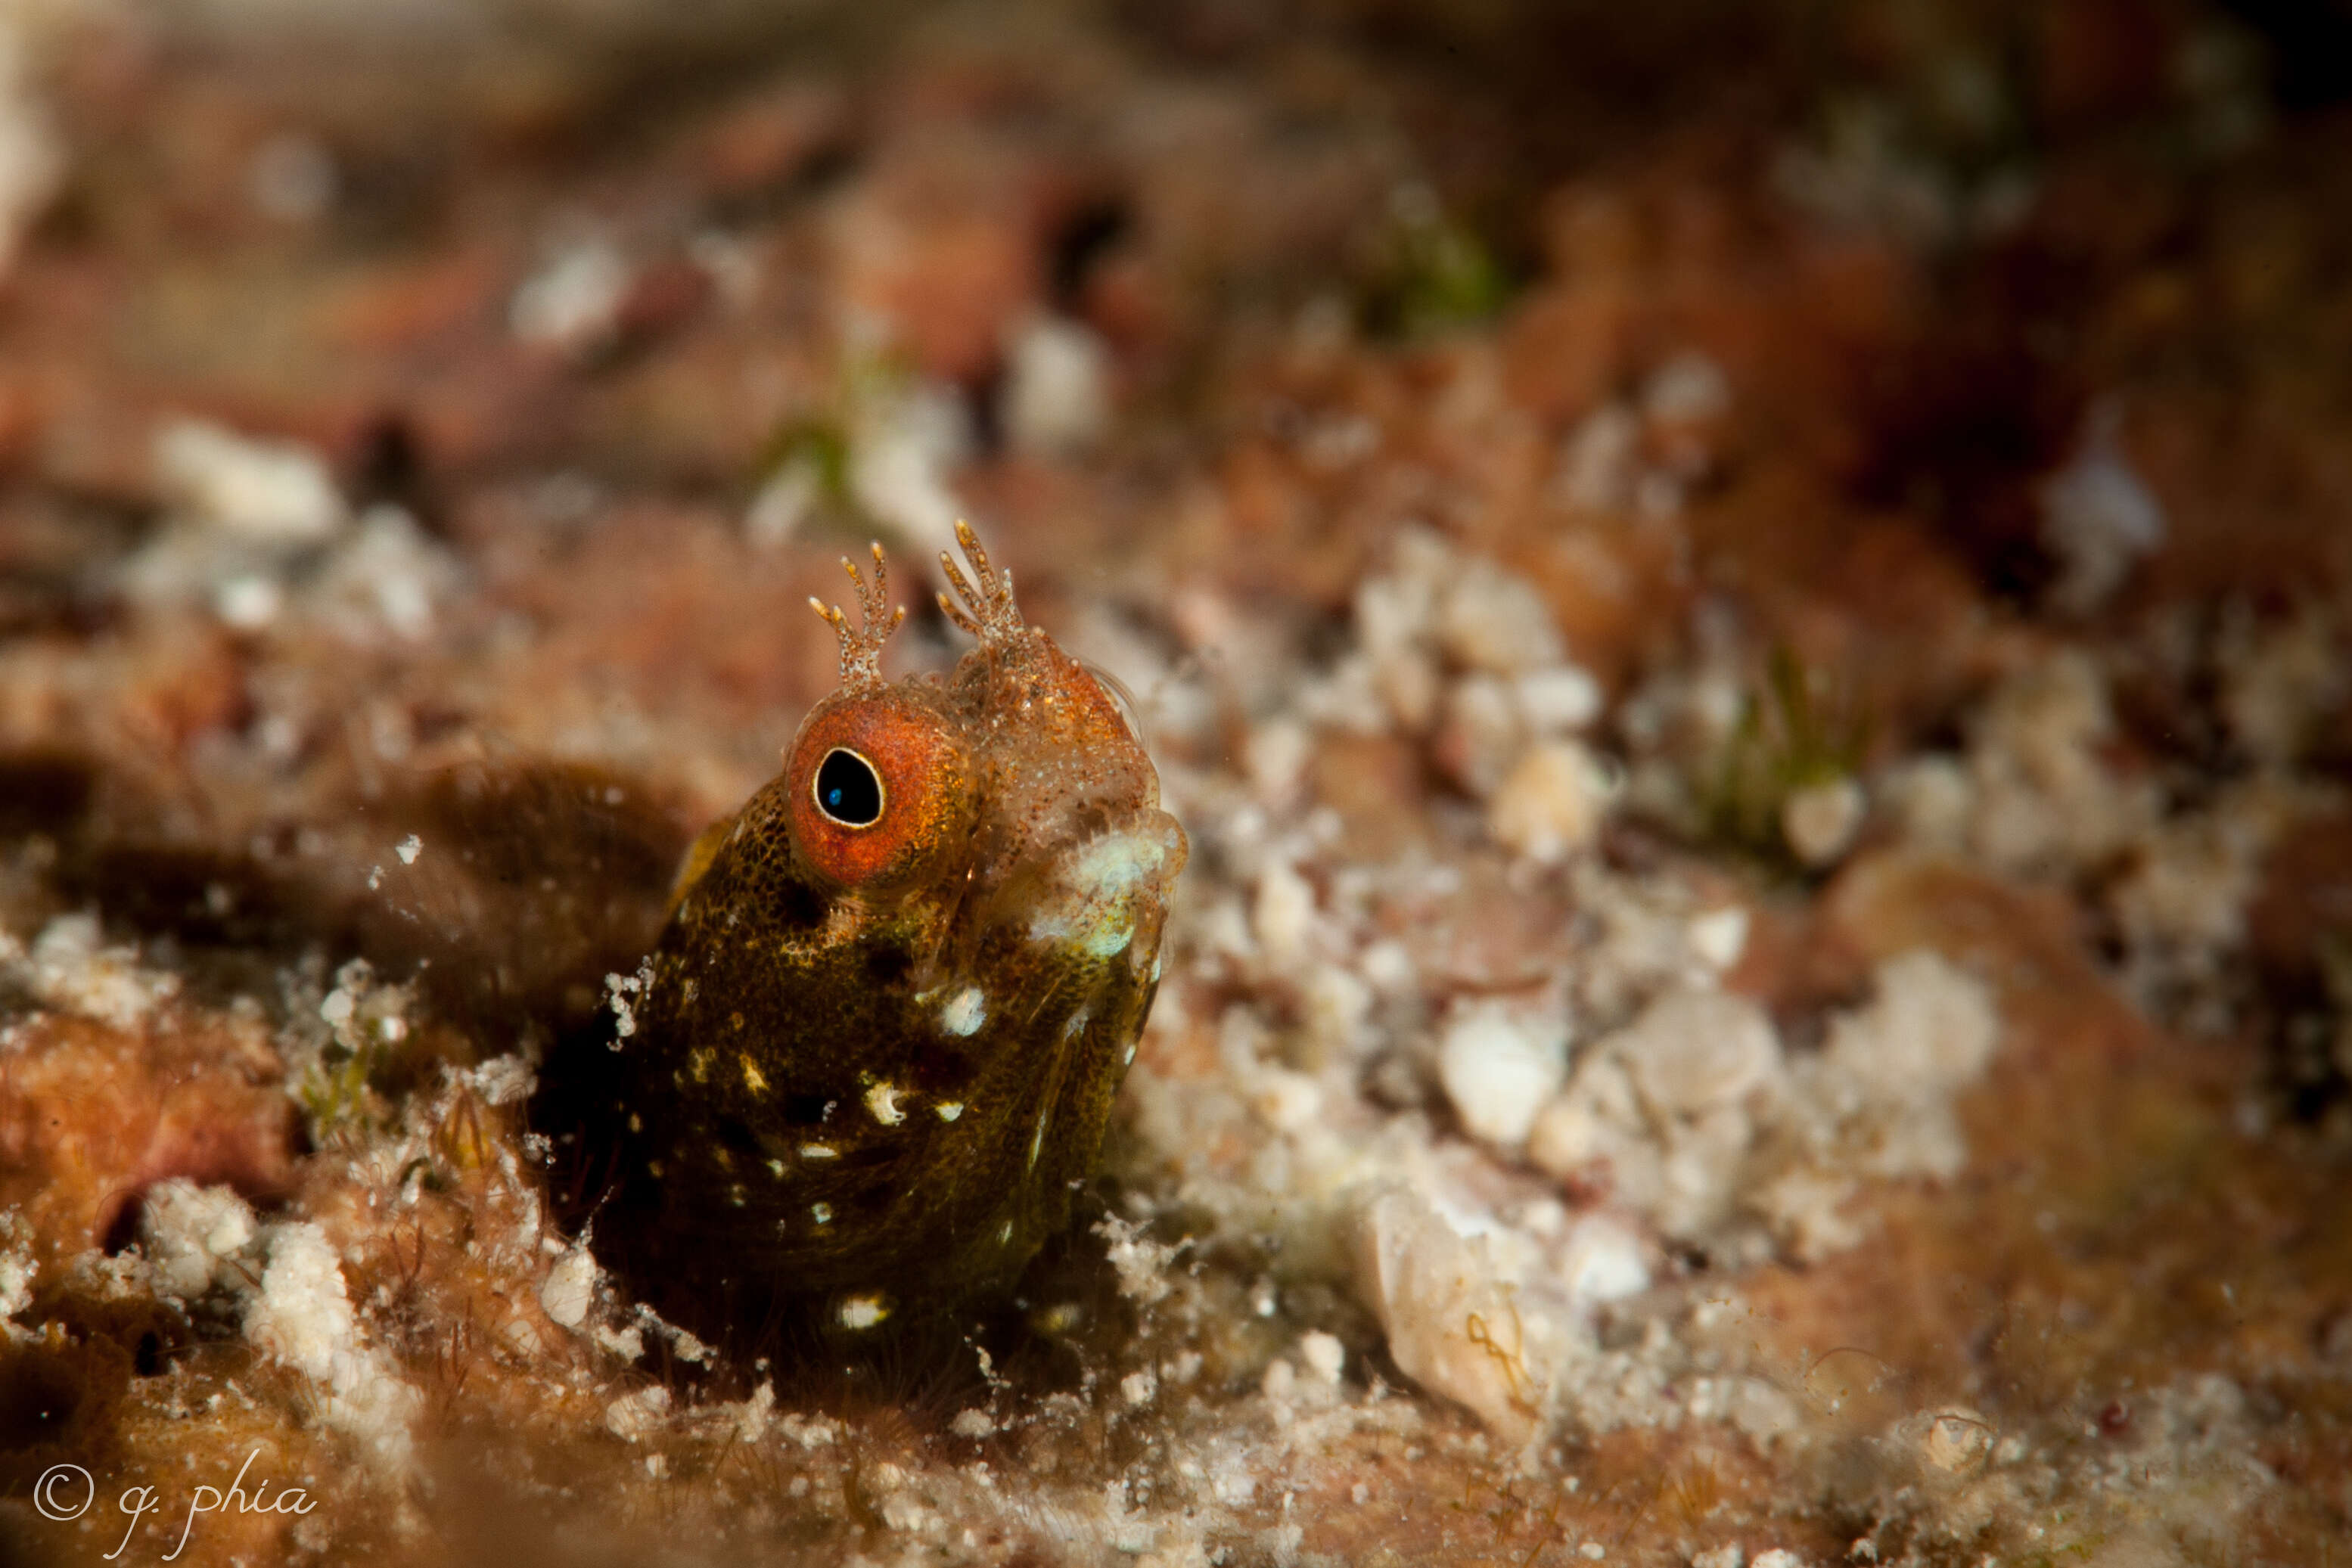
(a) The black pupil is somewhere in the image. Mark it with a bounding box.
[815,748,883,826]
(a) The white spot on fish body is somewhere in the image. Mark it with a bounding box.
[865,1081,906,1126]
[1064,831,1168,899]
[811,1203,831,1224]
[838,1293,889,1330]
[940,987,988,1036]
[936,1101,965,1122]
[799,1143,837,1160]
[1025,827,1172,956]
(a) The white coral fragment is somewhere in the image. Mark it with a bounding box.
[1353,1185,1552,1441]
[1780,775,1866,868]
[1617,987,1782,1121]
[155,419,349,545]
[141,1180,256,1303]
[1816,950,1999,1129]
[244,1224,419,1468]
[1488,739,1611,864]
[1965,650,2156,876]
[1435,554,1566,675]
[21,914,178,1029]
[539,1245,600,1330]
[1439,998,1571,1149]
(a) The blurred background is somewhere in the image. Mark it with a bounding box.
[2,0,2346,605]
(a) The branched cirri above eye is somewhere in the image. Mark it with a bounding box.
[814,747,884,827]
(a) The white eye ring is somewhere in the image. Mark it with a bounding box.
[812,747,885,828]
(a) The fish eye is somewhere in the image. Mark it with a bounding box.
[812,747,884,828]
[783,688,975,890]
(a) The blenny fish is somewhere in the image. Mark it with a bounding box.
[589,523,1185,1340]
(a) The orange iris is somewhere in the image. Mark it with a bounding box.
[782,688,975,890]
